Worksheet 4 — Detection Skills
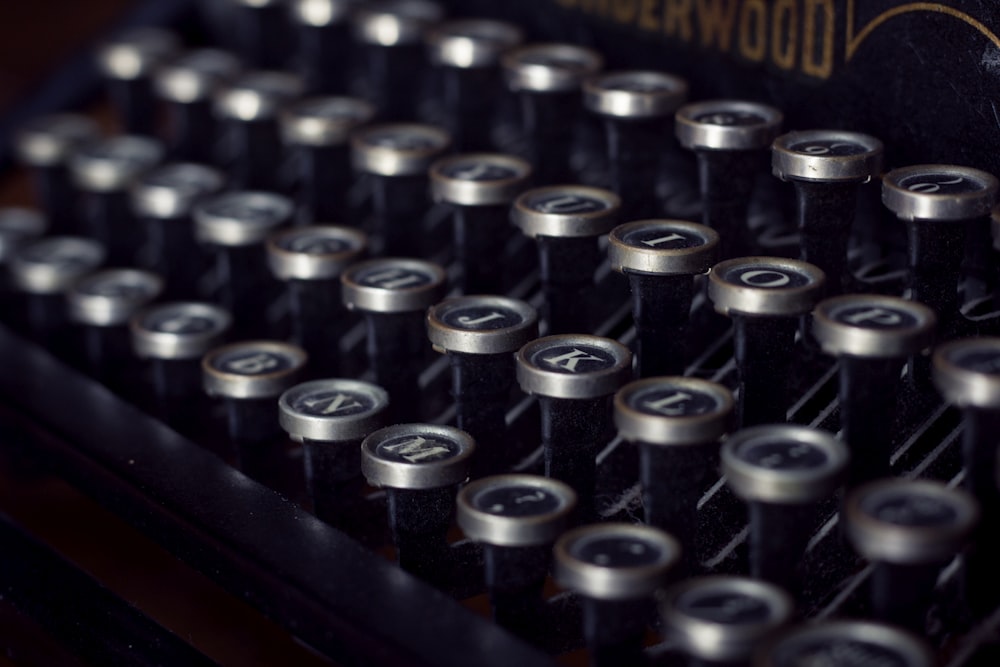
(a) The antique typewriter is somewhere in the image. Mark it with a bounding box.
[1,0,1000,665]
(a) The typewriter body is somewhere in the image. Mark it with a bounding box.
[1,1,1000,665]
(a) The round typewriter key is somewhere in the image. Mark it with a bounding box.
[662,576,793,665]
[281,96,376,224]
[426,19,524,150]
[427,295,538,477]
[68,269,164,386]
[13,114,99,234]
[94,27,178,135]
[585,70,689,219]
[352,0,445,121]
[512,185,620,334]
[0,208,47,266]
[342,258,447,422]
[203,340,308,444]
[845,478,978,630]
[517,334,632,517]
[290,0,355,94]
[226,0,291,69]
[194,191,293,336]
[430,153,532,293]
[756,620,934,667]
[154,49,241,163]
[555,523,681,667]
[132,162,226,299]
[457,474,575,636]
[213,70,304,190]
[609,220,719,376]
[267,225,368,376]
[813,295,936,486]
[351,123,452,256]
[70,135,165,265]
[676,100,783,259]
[615,377,733,571]
[883,164,999,339]
[708,257,825,426]
[772,130,883,296]
[362,423,475,579]
[503,43,604,184]
[722,425,848,591]
[279,379,389,532]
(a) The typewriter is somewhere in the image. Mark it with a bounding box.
[1,0,1000,665]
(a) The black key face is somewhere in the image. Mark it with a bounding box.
[78,277,154,300]
[375,434,461,464]
[517,52,590,72]
[211,349,295,376]
[828,304,920,330]
[176,50,236,77]
[736,438,829,471]
[290,389,378,418]
[438,160,520,182]
[81,139,160,169]
[296,98,371,122]
[277,232,354,255]
[21,241,100,268]
[362,130,442,152]
[619,226,706,251]
[524,192,610,216]
[145,312,219,335]
[945,347,1000,375]
[896,172,987,195]
[627,384,721,417]
[598,73,675,94]
[772,639,908,667]
[0,210,44,235]
[442,23,510,44]
[24,115,94,140]
[440,304,525,331]
[142,164,218,193]
[693,111,767,126]
[205,199,288,225]
[675,589,774,625]
[861,492,959,528]
[529,344,618,375]
[571,535,664,568]
[786,139,871,157]
[721,265,812,290]
[356,266,434,290]
[472,485,563,517]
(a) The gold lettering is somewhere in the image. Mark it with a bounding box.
[771,0,798,70]
[664,0,693,42]
[613,0,639,23]
[738,0,767,62]
[695,0,738,51]
[802,0,834,78]
[639,0,661,31]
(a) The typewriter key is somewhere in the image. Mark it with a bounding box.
[427,295,538,477]
[512,185,620,334]
[430,152,532,293]
[279,378,389,532]
[457,474,575,635]
[427,19,524,151]
[584,70,689,220]
[755,620,934,667]
[722,424,848,592]
[362,423,475,579]
[883,164,999,339]
[615,377,733,572]
[194,191,293,336]
[69,135,165,265]
[772,130,883,296]
[342,258,447,422]
[516,334,632,517]
[503,43,604,184]
[609,220,719,376]
[708,256,825,427]
[267,225,368,376]
[132,162,226,300]
[13,114,99,235]
[351,123,452,256]
[352,0,445,121]
[845,478,978,630]
[554,523,681,667]
[0,208,46,267]
[812,295,936,486]
[661,576,793,667]
[68,269,164,385]
[676,100,783,259]
[227,0,291,69]
[281,96,376,224]
[154,49,241,163]
[94,28,178,136]
[213,71,304,190]
[290,0,355,94]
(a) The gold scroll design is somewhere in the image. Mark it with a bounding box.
[846,0,1000,61]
